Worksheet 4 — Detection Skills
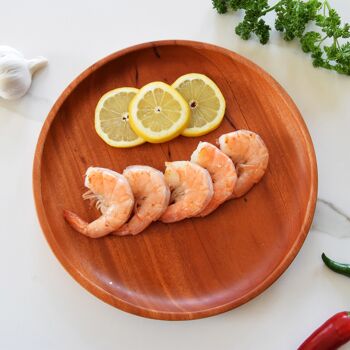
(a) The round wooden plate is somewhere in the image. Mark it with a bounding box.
[33,40,317,320]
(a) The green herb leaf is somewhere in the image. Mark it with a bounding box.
[275,0,321,41]
[212,0,350,75]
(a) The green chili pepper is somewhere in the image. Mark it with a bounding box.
[322,253,350,278]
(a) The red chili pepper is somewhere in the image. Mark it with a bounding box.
[298,312,350,350]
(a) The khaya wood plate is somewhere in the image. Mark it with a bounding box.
[33,40,317,320]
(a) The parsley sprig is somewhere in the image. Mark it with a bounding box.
[212,0,350,75]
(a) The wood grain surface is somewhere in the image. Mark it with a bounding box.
[33,40,317,320]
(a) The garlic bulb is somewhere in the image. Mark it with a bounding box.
[0,46,47,100]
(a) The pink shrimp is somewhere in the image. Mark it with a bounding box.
[191,141,237,216]
[160,161,214,223]
[113,166,170,236]
[63,167,134,238]
[218,130,269,198]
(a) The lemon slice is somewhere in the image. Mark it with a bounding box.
[172,73,226,137]
[128,82,190,143]
[95,87,145,148]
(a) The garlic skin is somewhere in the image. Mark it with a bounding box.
[0,46,47,100]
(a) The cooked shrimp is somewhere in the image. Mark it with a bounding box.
[160,161,213,223]
[218,130,269,198]
[191,142,237,216]
[63,167,134,238]
[113,166,170,236]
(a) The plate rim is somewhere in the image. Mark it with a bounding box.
[32,39,318,320]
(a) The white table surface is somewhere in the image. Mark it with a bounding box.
[1,1,350,349]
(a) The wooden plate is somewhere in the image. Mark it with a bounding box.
[33,40,317,320]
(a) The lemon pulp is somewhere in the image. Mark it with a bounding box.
[128,82,190,143]
[95,87,145,148]
[172,73,226,137]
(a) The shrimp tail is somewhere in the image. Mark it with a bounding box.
[63,210,88,235]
